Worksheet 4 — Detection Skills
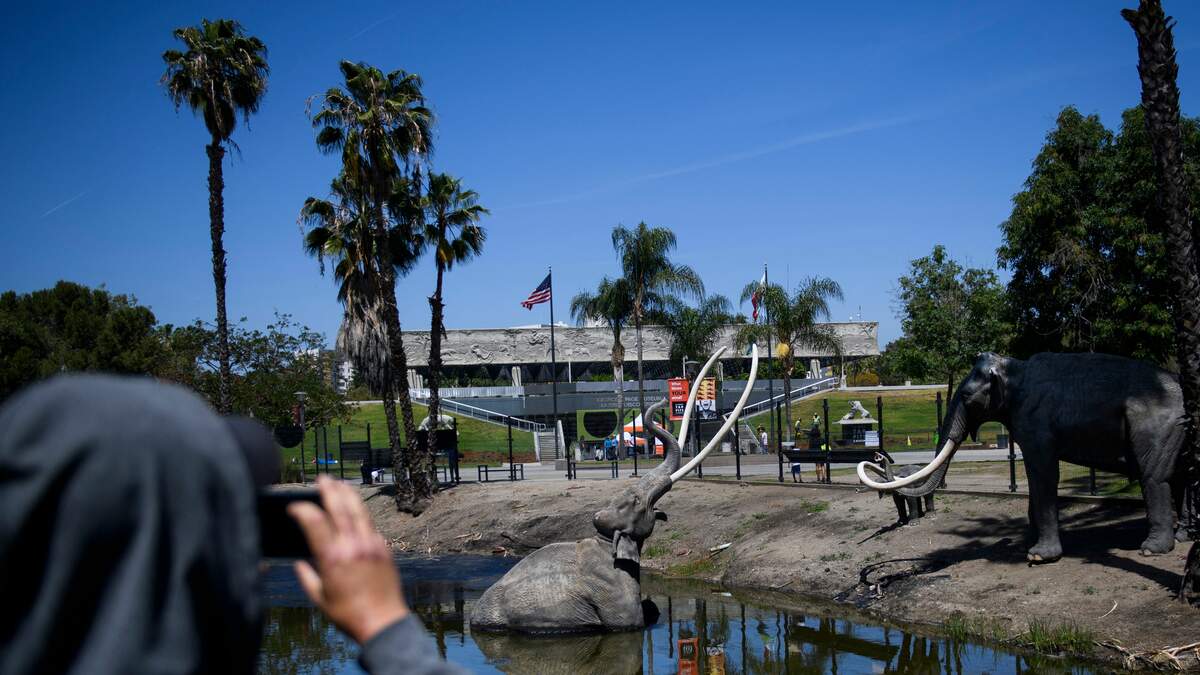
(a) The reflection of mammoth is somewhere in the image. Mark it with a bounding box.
[471,629,643,674]
[861,352,1191,562]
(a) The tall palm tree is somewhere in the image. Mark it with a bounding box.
[737,277,843,437]
[1123,0,1200,604]
[162,19,268,414]
[421,173,488,493]
[659,295,736,374]
[570,277,635,442]
[611,223,703,450]
[310,60,434,511]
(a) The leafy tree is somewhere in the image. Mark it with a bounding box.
[896,245,1008,400]
[159,314,347,429]
[571,277,635,437]
[997,104,1200,362]
[875,336,935,385]
[0,282,165,401]
[659,295,736,374]
[162,19,269,414]
[737,277,843,437]
[1123,0,1200,604]
[310,60,433,512]
[611,223,703,445]
[421,172,487,482]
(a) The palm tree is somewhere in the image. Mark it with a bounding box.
[162,19,268,414]
[659,295,736,374]
[737,277,843,438]
[611,223,703,450]
[570,277,635,442]
[1123,0,1200,604]
[421,173,488,493]
[310,60,434,511]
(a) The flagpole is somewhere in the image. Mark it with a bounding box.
[764,263,776,454]
[548,266,561,459]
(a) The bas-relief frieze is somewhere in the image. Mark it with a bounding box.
[399,322,878,366]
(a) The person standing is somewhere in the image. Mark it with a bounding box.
[757,425,768,454]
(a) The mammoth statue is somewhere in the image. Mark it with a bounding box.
[875,457,937,525]
[470,345,759,633]
[859,352,1191,562]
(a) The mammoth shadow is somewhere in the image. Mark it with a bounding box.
[471,630,642,674]
[469,346,759,634]
[860,352,1192,564]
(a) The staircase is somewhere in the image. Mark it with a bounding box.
[534,429,565,461]
[738,422,765,454]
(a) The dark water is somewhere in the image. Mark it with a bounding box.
[258,555,1100,674]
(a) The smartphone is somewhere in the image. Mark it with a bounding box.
[257,489,320,558]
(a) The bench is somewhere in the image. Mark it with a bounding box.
[566,460,619,479]
[477,464,525,482]
[340,441,389,484]
[782,448,894,483]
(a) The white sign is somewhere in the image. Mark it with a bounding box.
[863,431,880,448]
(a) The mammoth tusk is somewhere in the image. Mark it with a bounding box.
[856,439,959,490]
[677,346,726,448]
[671,344,759,482]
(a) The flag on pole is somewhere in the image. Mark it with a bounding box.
[521,273,553,309]
[750,270,766,321]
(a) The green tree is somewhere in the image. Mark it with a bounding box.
[162,19,269,414]
[737,277,843,437]
[570,277,635,437]
[896,246,1008,401]
[310,60,433,512]
[611,223,703,445]
[421,172,488,490]
[1123,0,1200,604]
[659,295,735,374]
[0,282,165,401]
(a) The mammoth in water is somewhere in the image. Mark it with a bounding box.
[859,352,1192,562]
[470,345,759,633]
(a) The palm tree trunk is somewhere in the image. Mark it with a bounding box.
[636,316,645,456]
[783,351,793,439]
[423,262,447,500]
[1124,0,1200,604]
[206,141,232,414]
[612,335,625,453]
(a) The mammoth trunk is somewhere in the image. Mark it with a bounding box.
[896,393,968,498]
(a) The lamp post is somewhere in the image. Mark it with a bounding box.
[295,391,308,483]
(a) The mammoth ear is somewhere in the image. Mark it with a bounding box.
[654,509,668,522]
[613,530,640,564]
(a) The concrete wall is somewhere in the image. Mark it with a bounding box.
[400,321,878,367]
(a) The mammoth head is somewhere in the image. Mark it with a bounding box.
[592,344,760,565]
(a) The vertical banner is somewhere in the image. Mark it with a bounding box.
[696,377,718,420]
[668,378,689,420]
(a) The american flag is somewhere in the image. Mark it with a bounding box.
[520,273,552,309]
[751,270,766,321]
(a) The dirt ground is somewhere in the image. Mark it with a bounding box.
[363,477,1200,670]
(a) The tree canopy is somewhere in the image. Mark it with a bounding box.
[998,105,1200,363]
[895,245,1008,398]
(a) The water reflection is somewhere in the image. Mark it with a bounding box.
[259,556,1098,674]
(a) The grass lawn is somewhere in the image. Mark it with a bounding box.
[285,402,536,478]
[762,389,1007,451]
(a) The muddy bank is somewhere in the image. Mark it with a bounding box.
[363,478,1200,669]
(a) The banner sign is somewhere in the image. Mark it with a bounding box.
[696,377,718,420]
[668,378,689,420]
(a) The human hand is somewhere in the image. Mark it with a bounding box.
[288,475,409,644]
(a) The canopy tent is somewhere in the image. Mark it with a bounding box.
[622,414,665,454]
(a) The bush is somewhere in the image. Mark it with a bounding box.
[848,371,880,387]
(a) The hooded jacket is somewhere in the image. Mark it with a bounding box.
[0,375,262,674]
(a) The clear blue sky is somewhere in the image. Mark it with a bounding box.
[3,1,1199,346]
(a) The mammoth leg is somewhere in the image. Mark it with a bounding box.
[1174,474,1194,543]
[892,494,909,524]
[923,493,935,514]
[1141,478,1176,555]
[1023,442,1062,562]
[907,496,923,522]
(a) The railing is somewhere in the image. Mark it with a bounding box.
[735,377,839,419]
[409,385,523,398]
[411,395,547,433]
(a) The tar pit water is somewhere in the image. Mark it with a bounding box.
[258,555,1101,674]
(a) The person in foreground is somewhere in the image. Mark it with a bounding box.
[289,475,464,674]
[0,374,462,674]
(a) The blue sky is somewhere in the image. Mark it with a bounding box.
[3,1,1199,347]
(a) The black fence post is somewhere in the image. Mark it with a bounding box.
[322,426,330,475]
[822,398,831,484]
[734,425,742,481]
[777,400,784,483]
[507,416,515,481]
[876,396,884,454]
[1089,467,1098,496]
[338,425,345,480]
[1008,433,1017,492]
[298,430,306,485]
[935,391,943,446]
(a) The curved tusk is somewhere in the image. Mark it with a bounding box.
[678,346,726,448]
[671,344,759,482]
[856,439,958,490]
